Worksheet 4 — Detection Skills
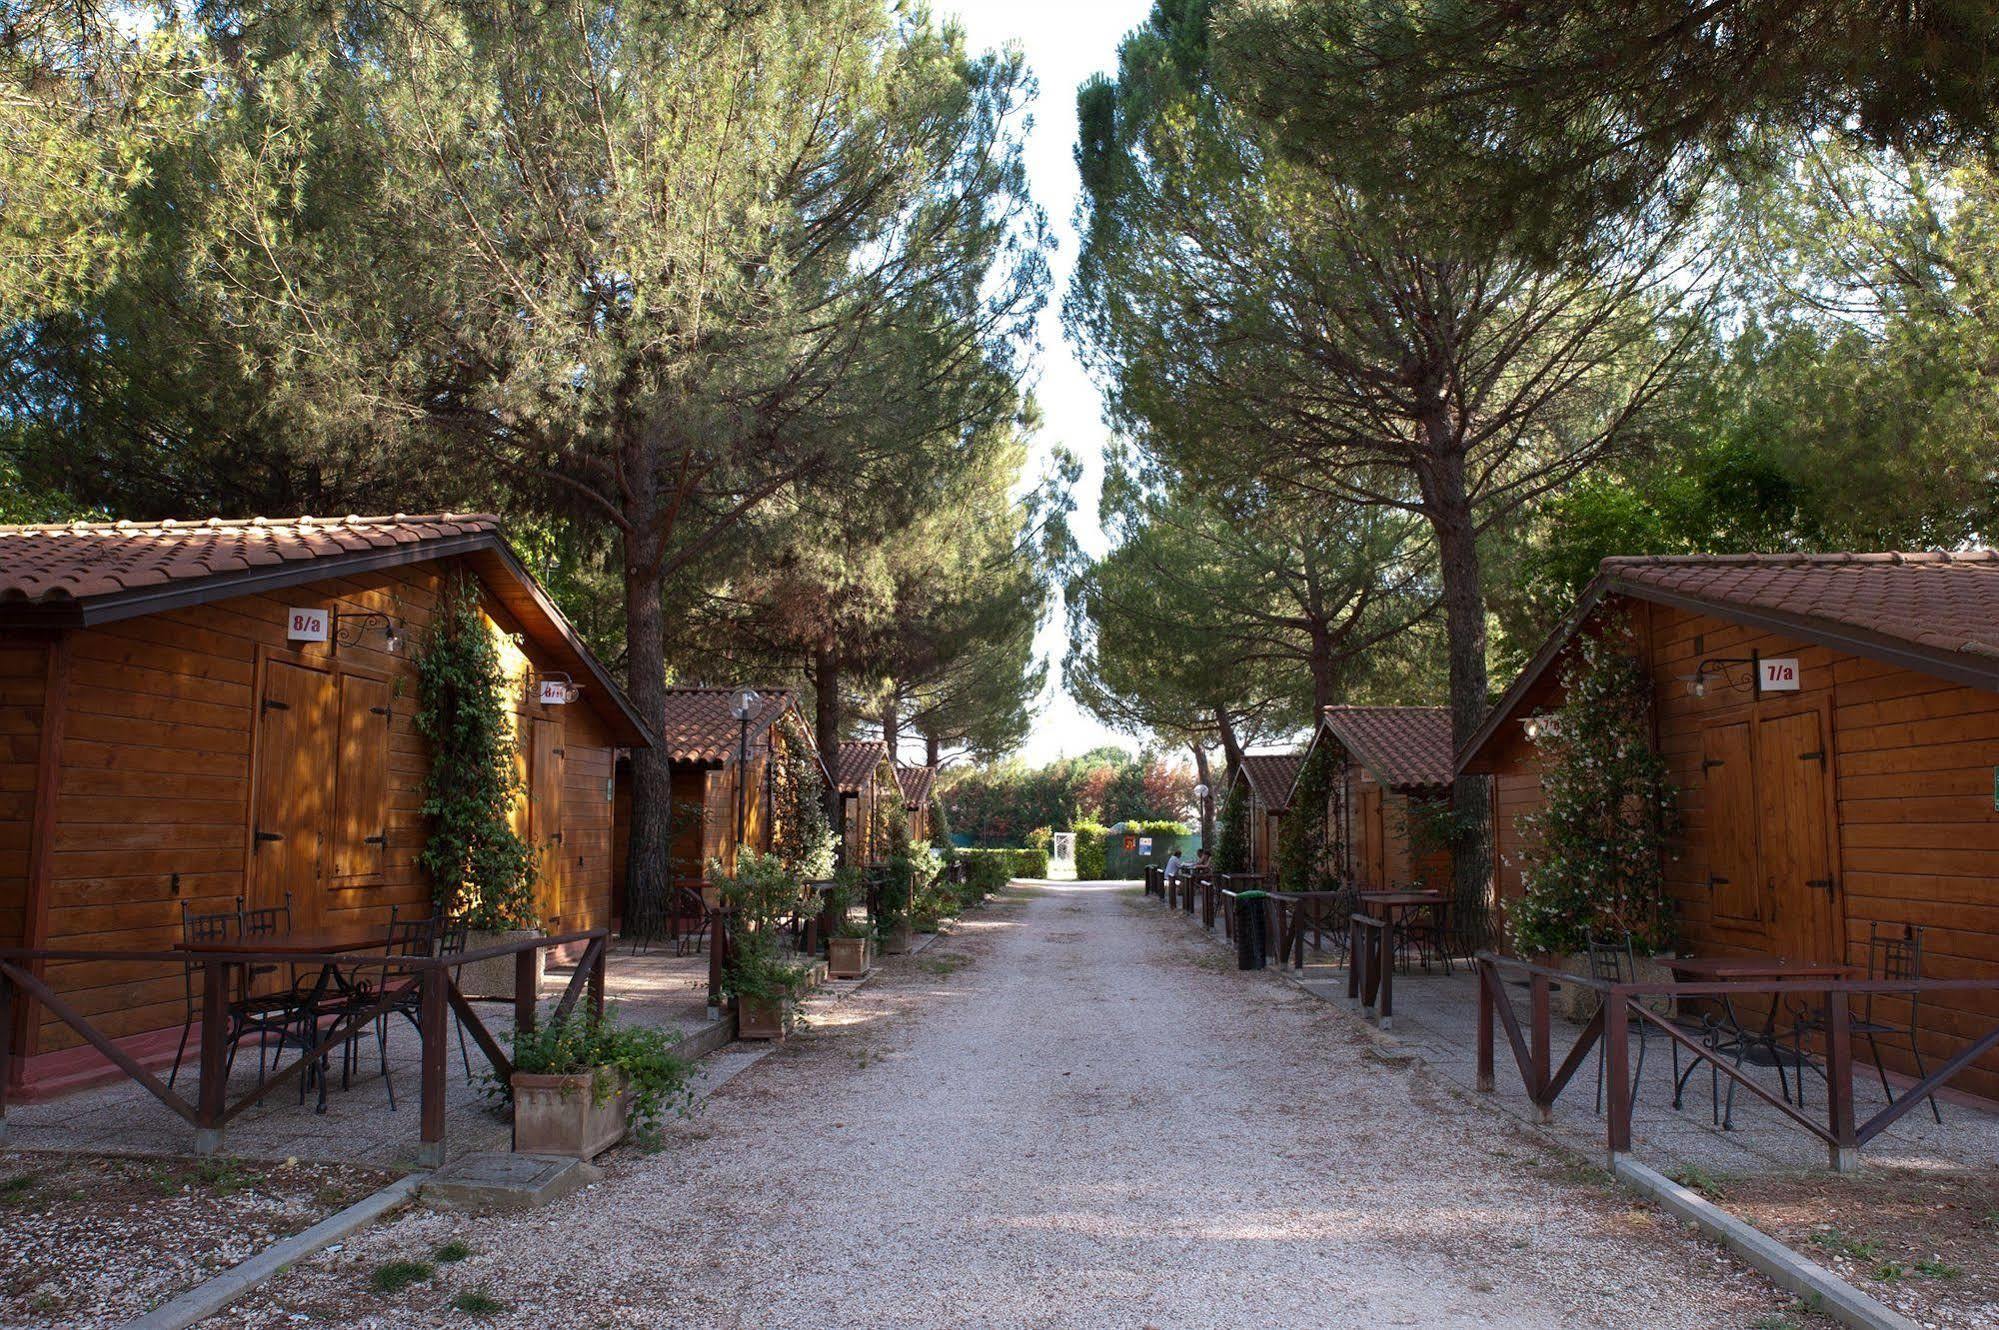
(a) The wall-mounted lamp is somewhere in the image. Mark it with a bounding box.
[1521,714,1562,742]
[1680,653,1758,698]
[335,609,402,653]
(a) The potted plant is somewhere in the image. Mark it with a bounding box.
[825,885,873,978]
[728,947,811,1038]
[506,1010,692,1157]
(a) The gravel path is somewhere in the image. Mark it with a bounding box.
[211,883,1826,1329]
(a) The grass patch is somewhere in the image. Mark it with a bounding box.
[369,1258,435,1294]
[1912,1255,1963,1280]
[920,954,968,977]
[1870,1261,1905,1284]
[433,1239,472,1263]
[0,1174,35,1205]
[1806,1227,1882,1262]
[186,1159,260,1196]
[1750,1313,1801,1330]
[1667,1164,1725,1201]
[453,1288,507,1316]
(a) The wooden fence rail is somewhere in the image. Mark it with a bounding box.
[0,928,608,1165]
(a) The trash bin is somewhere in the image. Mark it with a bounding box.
[1234,890,1269,970]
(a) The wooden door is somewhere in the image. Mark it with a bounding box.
[1360,788,1385,886]
[330,672,391,883]
[530,716,565,927]
[1702,720,1764,930]
[252,660,336,926]
[1756,708,1841,961]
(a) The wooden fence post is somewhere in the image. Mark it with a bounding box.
[514,948,538,1037]
[1529,972,1551,1122]
[418,963,447,1168]
[589,939,607,1020]
[0,968,13,1143]
[1476,962,1495,1093]
[1606,987,1631,1163]
[1825,989,1858,1172]
[1376,921,1393,1028]
[193,958,228,1155]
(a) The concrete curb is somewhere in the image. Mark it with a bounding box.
[1611,1157,1921,1330]
[121,1173,423,1330]
[1149,896,1920,1330]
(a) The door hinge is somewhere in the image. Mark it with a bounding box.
[552,747,565,757]
[364,833,386,846]
[1800,750,1826,763]
[261,698,290,713]
[1808,877,1835,892]
[1701,758,1724,772]
[254,829,283,845]
[1706,875,1729,890]
[370,705,390,717]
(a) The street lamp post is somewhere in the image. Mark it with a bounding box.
[731,688,762,854]
[1194,781,1211,856]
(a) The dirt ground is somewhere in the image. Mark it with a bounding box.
[1691,1165,1999,1330]
[0,1151,395,1328]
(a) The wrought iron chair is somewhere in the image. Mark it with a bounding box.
[1792,923,1942,1124]
[1587,933,1721,1124]
[168,901,239,1090]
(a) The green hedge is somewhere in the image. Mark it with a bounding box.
[1072,820,1109,880]
[956,847,1047,898]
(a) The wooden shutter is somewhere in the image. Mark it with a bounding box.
[1756,709,1839,959]
[701,766,730,873]
[530,716,565,923]
[253,661,336,923]
[1702,720,1763,926]
[331,672,392,880]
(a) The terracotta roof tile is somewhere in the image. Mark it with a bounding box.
[895,764,936,809]
[1237,752,1305,808]
[1320,706,1454,793]
[0,513,503,608]
[659,687,794,764]
[1601,550,1999,660]
[835,741,890,793]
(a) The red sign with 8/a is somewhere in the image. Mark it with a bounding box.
[1759,657,1800,691]
[287,607,329,641]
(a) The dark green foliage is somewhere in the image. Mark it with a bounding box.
[369,1260,434,1294]
[1276,743,1341,893]
[716,850,813,1004]
[503,1010,694,1145]
[955,848,1043,896]
[452,1289,507,1316]
[433,1240,472,1263]
[940,748,1192,846]
[1212,781,1250,874]
[1072,820,1110,881]
[1512,625,1680,955]
[414,578,538,932]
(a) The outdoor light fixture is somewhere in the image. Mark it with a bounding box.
[1521,714,1562,741]
[1194,782,1210,803]
[334,609,401,652]
[1681,653,1759,698]
[730,687,763,722]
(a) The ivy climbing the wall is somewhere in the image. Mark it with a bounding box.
[770,715,837,880]
[1276,741,1342,892]
[415,576,540,931]
[1512,621,1680,956]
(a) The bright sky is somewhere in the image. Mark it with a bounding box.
[945,0,1159,767]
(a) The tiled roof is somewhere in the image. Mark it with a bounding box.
[660,688,794,764]
[895,764,936,809]
[1321,706,1454,793]
[0,514,501,608]
[1601,550,1999,658]
[1236,752,1304,809]
[1460,549,1999,774]
[835,740,890,793]
[0,512,655,748]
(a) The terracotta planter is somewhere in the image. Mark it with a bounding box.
[827,936,873,979]
[736,994,789,1040]
[512,1068,628,1159]
[882,921,914,955]
[459,928,544,1002]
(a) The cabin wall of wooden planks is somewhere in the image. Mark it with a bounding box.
[1481,595,1999,1099]
[8,556,621,1069]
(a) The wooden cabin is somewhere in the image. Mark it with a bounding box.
[1303,706,1454,891]
[1460,551,1999,1100]
[834,741,900,866]
[0,514,651,1095]
[1226,752,1302,874]
[610,687,823,898]
[896,764,937,842]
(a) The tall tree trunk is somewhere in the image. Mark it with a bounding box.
[1215,706,1245,787]
[924,732,941,767]
[813,640,842,836]
[1419,433,1494,948]
[882,693,901,765]
[623,525,669,936]
[1191,741,1213,848]
[1309,618,1337,715]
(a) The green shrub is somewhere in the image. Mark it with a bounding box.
[1213,781,1250,873]
[1072,820,1109,880]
